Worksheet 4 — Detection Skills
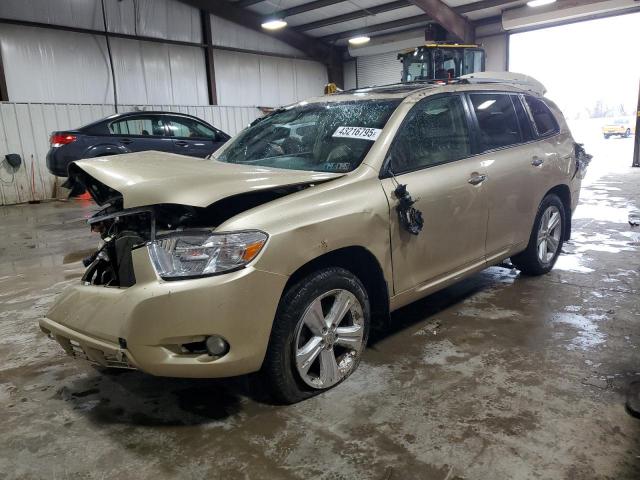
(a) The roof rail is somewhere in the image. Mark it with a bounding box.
[459,72,547,96]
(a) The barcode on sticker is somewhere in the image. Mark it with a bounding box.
[332,126,382,141]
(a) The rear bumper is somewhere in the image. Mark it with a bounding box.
[41,247,289,378]
[46,149,71,177]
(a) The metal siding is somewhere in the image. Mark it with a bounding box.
[0,103,261,205]
[356,52,403,87]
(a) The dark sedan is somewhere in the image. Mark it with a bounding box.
[46,111,230,177]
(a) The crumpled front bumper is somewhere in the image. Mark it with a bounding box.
[40,246,288,378]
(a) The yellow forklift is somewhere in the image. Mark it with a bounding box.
[399,42,485,82]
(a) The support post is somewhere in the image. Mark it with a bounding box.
[201,10,217,105]
[633,79,640,167]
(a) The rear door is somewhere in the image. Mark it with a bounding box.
[381,94,489,294]
[465,92,549,261]
[108,114,174,153]
[165,116,228,157]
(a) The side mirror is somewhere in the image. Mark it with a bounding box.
[5,153,21,170]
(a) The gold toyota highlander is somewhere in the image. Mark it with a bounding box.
[41,75,590,403]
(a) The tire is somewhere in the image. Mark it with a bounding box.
[604,134,610,139]
[624,129,631,138]
[260,267,370,404]
[511,194,565,276]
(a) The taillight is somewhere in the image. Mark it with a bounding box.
[50,133,77,147]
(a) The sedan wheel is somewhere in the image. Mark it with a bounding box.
[537,205,562,265]
[294,289,365,389]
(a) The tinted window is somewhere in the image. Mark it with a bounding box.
[217,100,400,173]
[513,95,534,142]
[109,115,166,136]
[524,96,559,136]
[388,95,470,174]
[470,93,521,151]
[167,117,216,139]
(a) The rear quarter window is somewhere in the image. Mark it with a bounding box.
[524,96,559,137]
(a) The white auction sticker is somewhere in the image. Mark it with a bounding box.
[332,126,382,141]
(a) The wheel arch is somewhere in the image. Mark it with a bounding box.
[544,184,572,241]
[283,246,390,330]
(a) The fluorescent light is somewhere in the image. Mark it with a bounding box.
[348,36,370,45]
[477,100,496,110]
[527,0,556,6]
[261,19,287,30]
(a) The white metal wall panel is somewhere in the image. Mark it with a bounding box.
[214,50,328,107]
[0,103,261,205]
[105,0,202,43]
[210,14,304,57]
[0,26,207,105]
[356,52,403,87]
[0,0,201,43]
[0,0,103,30]
[0,25,114,104]
[110,38,208,105]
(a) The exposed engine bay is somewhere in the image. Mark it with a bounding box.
[73,167,317,287]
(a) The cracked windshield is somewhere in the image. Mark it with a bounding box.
[215,100,400,172]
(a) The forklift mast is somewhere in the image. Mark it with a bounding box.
[399,43,486,82]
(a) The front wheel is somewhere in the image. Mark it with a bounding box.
[624,128,631,138]
[511,194,565,276]
[260,267,370,404]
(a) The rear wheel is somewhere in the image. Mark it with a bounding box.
[624,128,631,138]
[511,194,565,276]
[604,134,610,139]
[260,267,370,404]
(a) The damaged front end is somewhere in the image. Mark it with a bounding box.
[72,166,316,287]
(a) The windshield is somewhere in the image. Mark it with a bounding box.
[215,100,401,173]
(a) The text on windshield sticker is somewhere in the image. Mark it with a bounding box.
[332,126,382,141]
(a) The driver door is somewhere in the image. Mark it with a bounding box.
[381,94,489,295]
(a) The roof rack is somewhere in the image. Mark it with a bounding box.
[459,72,547,96]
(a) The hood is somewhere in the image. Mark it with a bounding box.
[72,151,343,208]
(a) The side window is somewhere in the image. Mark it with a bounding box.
[166,117,216,139]
[469,93,522,152]
[388,95,471,174]
[513,95,534,142]
[524,96,559,137]
[109,116,166,136]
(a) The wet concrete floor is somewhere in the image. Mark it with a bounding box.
[1,155,639,479]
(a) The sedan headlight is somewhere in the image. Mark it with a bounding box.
[148,230,268,279]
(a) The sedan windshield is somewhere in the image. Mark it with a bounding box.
[215,100,401,173]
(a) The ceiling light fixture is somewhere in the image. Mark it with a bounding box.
[348,36,371,45]
[261,19,287,30]
[526,0,556,7]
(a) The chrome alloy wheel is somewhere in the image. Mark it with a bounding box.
[537,205,562,264]
[293,289,365,389]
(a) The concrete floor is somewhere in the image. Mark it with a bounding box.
[1,141,639,479]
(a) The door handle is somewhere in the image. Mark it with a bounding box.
[119,138,133,144]
[468,173,487,185]
[531,156,544,167]
[175,140,189,147]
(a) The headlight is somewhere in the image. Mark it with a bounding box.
[147,230,268,279]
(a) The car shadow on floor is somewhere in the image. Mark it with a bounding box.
[59,266,516,425]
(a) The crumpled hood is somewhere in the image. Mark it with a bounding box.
[73,151,343,208]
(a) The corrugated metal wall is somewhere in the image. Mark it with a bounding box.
[0,103,261,205]
[356,52,403,88]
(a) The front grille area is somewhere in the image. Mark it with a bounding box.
[55,336,136,370]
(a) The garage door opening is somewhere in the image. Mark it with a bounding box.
[509,12,640,181]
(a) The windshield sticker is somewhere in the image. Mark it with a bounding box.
[332,126,382,141]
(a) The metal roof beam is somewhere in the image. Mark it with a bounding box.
[297,1,411,32]
[317,0,522,42]
[179,0,334,62]
[322,14,432,42]
[408,0,473,42]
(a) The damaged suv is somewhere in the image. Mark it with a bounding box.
[41,76,589,403]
